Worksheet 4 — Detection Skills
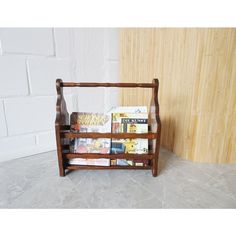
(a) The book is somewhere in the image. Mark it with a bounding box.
[70,112,111,154]
[69,112,111,166]
[110,159,117,166]
[111,112,149,166]
[69,158,110,166]
[111,112,149,154]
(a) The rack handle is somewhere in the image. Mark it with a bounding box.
[59,81,157,88]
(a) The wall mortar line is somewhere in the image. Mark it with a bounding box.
[25,59,32,95]
[52,28,57,57]
[2,100,9,136]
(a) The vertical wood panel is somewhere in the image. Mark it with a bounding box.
[120,28,236,163]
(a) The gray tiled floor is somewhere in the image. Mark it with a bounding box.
[0,148,236,208]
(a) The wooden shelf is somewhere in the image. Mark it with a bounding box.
[67,165,151,170]
[64,153,154,160]
[55,78,161,177]
[61,132,157,139]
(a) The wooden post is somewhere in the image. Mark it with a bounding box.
[55,79,69,177]
[149,78,161,177]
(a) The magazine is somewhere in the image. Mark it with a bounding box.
[69,158,110,166]
[68,107,149,167]
[111,112,149,154]
[70,112,111,154]
[69,112,111,166]
[111,112,149,166]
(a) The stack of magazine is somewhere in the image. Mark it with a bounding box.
[69,106,149,167]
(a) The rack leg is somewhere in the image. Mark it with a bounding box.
[57,149,65,177]
[151,157,158,177]
[55,125,66,177]
[59,167,65,177]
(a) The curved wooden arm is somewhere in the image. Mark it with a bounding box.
[149,78,161,176]
[55,78,69,126]
[55,79,69,176]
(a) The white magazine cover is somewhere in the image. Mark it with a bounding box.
[69,158,110,166]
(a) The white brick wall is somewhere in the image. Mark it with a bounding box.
[53,28,71,58]
[0,28,119,162]
[73,28,119,113]
[0,101,7,138]
[27,58,72,95]
[4,96,56,135]
[0,28,54,55]
[0,56,29,96]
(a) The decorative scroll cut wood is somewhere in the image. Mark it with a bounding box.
[55,78,69,176]
[55,79,161,177]
[149,79,161,176]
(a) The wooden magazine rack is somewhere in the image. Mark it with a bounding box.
[55,79,161,177]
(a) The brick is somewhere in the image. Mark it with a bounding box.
[104,88,119,112]
[104,61,119,111]
[27,58,72,95]
[106,28,119,60]
[0,134,36,162]
[64,94,77,115]
[0,101,7,137]
[0,134,36,153]
[77,88,105,113]
[108,61,118,82]
[36,131,56,148]
[4,96,56,135]
[0,132,56,162]
[0,56,28,96]
[0,28,54,55]
[74,28,106,82]
[0,39,2,55]
[54,28,71,58]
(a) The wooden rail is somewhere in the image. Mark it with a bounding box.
[61,132,157,139]
[64,153,154,160]
[61,82,157,88]
[67,165,151,170]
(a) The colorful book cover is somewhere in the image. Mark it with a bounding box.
[70,112,111,154]
[111,112,149,155]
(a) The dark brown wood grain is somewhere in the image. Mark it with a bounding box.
[67,165,151,170]
[61,132,157,139]
[55,78,69,176]
[55,78,161,177]
[148,79,161,177]
[61,82,157,88]
[64,153,154,159]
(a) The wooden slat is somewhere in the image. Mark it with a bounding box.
[60,125,70,130]
[61,82,157,88]
[64,153,154,159]
[67,165,151,170]
[61,132,157,139]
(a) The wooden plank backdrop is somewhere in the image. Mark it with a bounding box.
[120,28,236,163]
